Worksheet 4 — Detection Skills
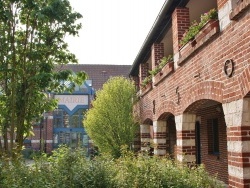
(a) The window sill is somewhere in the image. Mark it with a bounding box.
[208,153,220,160]
[209,152,220,156]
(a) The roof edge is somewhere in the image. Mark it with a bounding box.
[129,0,174,75]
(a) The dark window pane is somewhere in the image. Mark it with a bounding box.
[207,118,219,154]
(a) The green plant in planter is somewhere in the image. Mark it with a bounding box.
[180,20,201,46]
[200,8,218,26]
[141,55,173,88]
[141,75,152,88]
[149,55,173,76]
[180,8,218,46]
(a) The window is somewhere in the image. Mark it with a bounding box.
[53,108,89,149]
[207,118,219,155]
[53,108,86,128]
[53,109,63,128]
[53,131,86,148]
[70,109,84,128]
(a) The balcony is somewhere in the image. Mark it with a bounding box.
[178,19,219,65]
[154,61,174,86]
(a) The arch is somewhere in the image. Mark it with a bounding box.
[142,118,153,125]
[238,65,250,98]
[184,99,221,113]
[157,112,174,121]
[156,100,176,119]
[185,99,227,183]
[141,110,153,123]
[181,81,223,113]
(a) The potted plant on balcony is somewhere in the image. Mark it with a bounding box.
[141,74,152,92]
[152,55,174,85]
[149,55,173,77]
[180,8,218,47]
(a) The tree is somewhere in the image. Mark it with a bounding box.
[0,0,86,157]
[83,77,138,158]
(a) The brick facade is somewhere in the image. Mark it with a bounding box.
[151,43,164,70]
[130,0,250,187]
[139,63,149,84]
[172,7,190,54]
[29,115,53,153]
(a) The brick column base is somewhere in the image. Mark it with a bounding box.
[153,120,167,156]
[175,114,196,163]
[140,124,151,151]
[223,99,250,188]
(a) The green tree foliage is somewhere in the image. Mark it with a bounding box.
[84,77,138,158]
[0,0,86,157]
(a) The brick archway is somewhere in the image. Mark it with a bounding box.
[141,110,153,124]
[238,65,250,98]
[181,81,223,113]
[142,118,153,125]
[156,100,176,119]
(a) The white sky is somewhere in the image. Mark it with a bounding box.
[67,0,165,65]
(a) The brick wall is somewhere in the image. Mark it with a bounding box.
[172,7,190,54]
[197,104,228,184]
[151,43,164,70]
[139,63,149,84]
[131,75,140,90]
[29,114,54,153]
[217,0,230,9]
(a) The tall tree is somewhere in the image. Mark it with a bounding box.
[0,0,86,157]
[84,77,138,158]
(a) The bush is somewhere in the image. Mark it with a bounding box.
[0,146,224,188]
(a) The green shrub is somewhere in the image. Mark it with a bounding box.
[0,146,224,188]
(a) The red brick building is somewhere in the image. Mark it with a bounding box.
[129,0,250,187]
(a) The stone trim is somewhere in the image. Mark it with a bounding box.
[228,165,250,179]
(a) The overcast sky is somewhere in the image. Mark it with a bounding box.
[67,0,165,65]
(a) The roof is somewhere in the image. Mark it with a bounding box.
[129,0,188,76]
[57,64,131,91]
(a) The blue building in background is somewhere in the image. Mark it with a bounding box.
[52,80,94,151]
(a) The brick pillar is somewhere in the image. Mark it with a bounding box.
[172,7,190,54]
[175,114,196,163]
[153,120,167,156]
[151,43,164,70]
[140,124,150,151]
[223,99,250,188]
[139,63,149,84]
[131,76,140,90]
